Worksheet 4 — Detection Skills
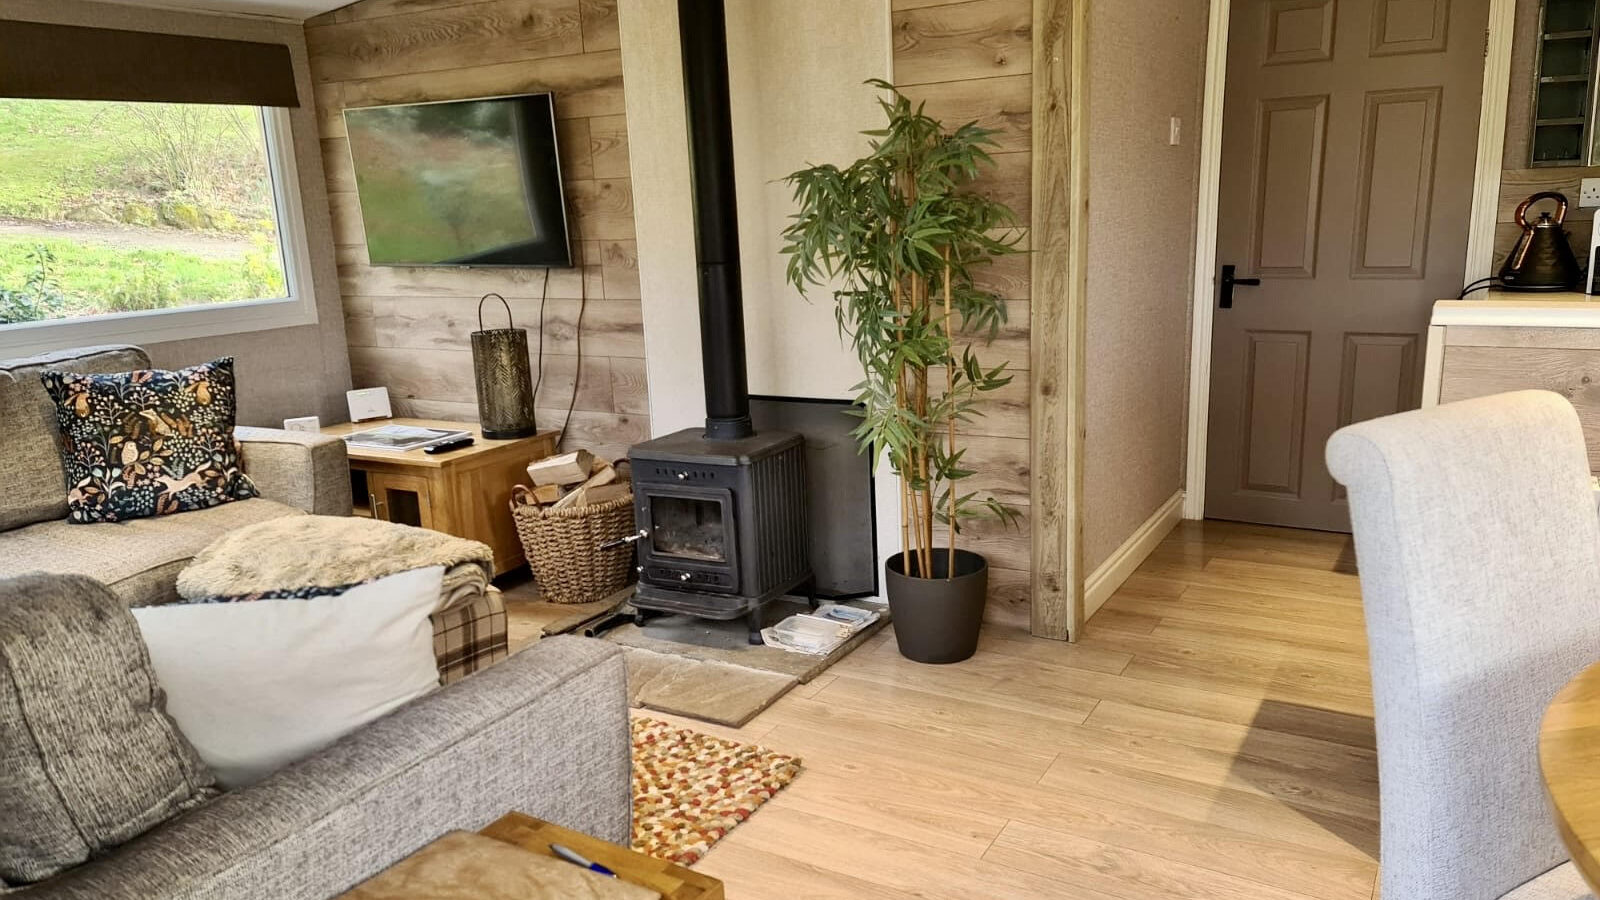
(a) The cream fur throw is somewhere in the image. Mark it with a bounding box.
[178,515,494,600]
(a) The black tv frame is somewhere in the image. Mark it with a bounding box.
[341,92,573,269]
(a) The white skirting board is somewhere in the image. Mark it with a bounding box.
[1085,491,1185,621]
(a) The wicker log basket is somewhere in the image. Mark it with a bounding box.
[510,487,637,604]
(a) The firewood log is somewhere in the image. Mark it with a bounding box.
[551,461,619,510]
[527,449,594,487]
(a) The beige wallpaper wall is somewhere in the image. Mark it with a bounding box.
[1082,0,1209,570]
[3,0,353,427]
[727,0,890,402]
[304,0,647,461]
[1498,0,1597,270]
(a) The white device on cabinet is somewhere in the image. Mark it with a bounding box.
[346,387,392,423]
[1589,224,1600,295]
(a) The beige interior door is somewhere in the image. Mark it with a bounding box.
[1205,0,1490,531]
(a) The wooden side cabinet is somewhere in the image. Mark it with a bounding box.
[1423,296,1600,472]
[322,418,559,576]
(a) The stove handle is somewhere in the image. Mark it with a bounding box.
[599,529,649,551]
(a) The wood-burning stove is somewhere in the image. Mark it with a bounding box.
[629,430,809,641]
[619,0,813,642]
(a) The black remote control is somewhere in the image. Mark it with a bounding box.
[423,436,475,454]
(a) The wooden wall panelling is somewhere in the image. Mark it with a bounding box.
[335,52,626,118]
[893,0,1043,630]
[892,0,1033,85]
[580,0,621,52]
[1027,0,1087,641]
[306,0,646,456]
[305,0,585,83]
[898,73,1032,152]
[1494,166,1596,270]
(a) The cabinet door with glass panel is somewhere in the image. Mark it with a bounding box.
[1533,0,1600,166]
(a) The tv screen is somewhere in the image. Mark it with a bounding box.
[343,93,571,268]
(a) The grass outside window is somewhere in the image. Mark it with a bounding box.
[0,99,289,326]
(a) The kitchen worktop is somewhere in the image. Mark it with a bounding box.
[1432,292,1600,327]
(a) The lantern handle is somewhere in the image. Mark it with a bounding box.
[478,293,514,331]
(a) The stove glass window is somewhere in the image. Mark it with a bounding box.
[650,495,727,562]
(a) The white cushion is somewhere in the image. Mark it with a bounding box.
[132,566,444,789]
[1500,862,1594,900]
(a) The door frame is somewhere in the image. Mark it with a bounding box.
[1180,0,1519,520]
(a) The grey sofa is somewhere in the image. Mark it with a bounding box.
[11,636,632,899]
[0,345,635,897]
[0,345,351,606]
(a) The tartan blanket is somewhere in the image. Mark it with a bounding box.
[432,585,508,684]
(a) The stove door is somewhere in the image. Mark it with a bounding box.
[639,485,739,593]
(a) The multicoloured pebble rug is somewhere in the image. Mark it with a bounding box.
[631,717,802,866]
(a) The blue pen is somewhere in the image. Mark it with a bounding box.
[550,842,617,877]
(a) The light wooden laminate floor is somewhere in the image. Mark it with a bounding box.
[661,519,1378,900]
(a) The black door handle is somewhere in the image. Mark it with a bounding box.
[1219,264,1261,309]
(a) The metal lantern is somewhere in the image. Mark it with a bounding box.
[471,293,538,439]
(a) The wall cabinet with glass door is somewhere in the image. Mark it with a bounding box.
[1532,0,1600,166]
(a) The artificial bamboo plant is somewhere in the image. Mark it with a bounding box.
[782,81,1022,580]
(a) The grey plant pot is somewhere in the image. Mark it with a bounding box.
[884,549,988,664]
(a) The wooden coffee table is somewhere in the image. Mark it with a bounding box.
[480,813,723,900]
[1541,660,1600,891]
[335,813,723,900]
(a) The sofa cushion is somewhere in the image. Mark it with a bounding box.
[0,498,306,608]
[0,345,150,532]
[40,357,257,524]
[133,566,444,789]
[0,573,215,885]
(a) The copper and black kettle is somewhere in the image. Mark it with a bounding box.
[1500,191,1582,291]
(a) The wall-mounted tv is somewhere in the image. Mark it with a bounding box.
[343,93,571,268]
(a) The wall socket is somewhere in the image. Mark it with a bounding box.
[1582,177,1600,208]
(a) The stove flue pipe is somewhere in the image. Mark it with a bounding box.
[678,0,753,441]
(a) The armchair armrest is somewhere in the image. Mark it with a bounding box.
[235,426,351,516]
[19,638,631,900]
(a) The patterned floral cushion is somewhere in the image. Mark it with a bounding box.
[40,357,258,524]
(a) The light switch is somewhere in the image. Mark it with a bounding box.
[1169,117,1182,146]
[1582,178,1600,208]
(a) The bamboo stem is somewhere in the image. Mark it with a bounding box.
[914,273,933,579]
[942,249,955,580]
[892,274,910,568]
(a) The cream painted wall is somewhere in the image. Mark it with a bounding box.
[619,0,703,436]
[1083,0,1210,570]
[620,0,888,425]
[4,0,352,428]
[725,0,888,400]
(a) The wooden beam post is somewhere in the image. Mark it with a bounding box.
[1029,0,1088,642]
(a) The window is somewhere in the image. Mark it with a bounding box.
[0,98,313,352]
